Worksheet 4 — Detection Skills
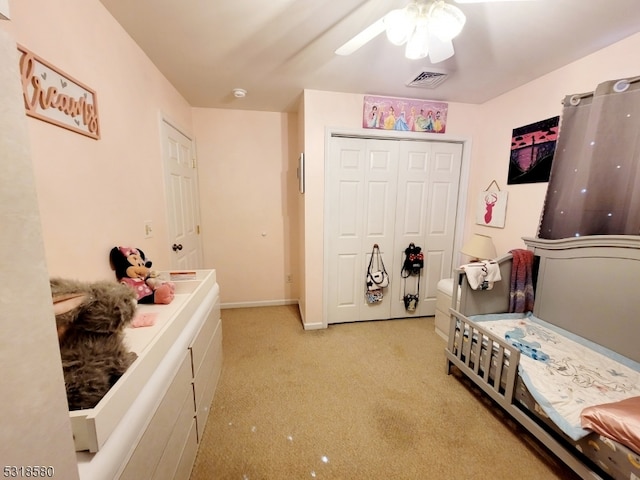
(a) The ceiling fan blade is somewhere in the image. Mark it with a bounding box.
[428,36,454,63]
[335,18,386,56]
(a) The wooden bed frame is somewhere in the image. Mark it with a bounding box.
[445,235,640,479]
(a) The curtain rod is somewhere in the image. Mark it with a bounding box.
[563,75,640,106]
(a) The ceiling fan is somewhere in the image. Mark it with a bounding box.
[335,0,538,63]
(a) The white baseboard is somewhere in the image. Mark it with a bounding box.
[221,299,298,309]
[302,322,325,330]
[434,328,448,342]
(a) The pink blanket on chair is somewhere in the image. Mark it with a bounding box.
[508,249,534,313]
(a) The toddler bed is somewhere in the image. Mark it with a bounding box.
[445,236,640,480]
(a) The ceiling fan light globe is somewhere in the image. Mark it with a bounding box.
[384,8,416,46]
[428,1,466,41]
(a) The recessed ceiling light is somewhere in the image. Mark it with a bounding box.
[232,88,247,98]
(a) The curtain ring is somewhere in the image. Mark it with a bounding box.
[569,95,581,106]
[613,79,630,93]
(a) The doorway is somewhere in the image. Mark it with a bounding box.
[161,119,204,270]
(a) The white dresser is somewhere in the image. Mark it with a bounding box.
[75,270,222,480]
[434,277,460,341]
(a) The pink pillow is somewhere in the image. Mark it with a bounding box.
[581,396,640,454]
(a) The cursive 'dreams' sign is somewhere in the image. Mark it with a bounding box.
[18,45,100,140]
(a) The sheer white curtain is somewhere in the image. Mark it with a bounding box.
[539,76,640,239]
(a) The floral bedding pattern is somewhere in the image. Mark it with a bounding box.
[473,313,640,441]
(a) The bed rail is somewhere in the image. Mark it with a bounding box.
[444,308,609,479]
[445,308,520,406]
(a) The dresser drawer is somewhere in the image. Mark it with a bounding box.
[173,420,198,480]
[152,387,197,480]
[193,317,223,442]
[189,299,220,377]
[119,353,192,480]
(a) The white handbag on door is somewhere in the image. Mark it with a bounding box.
[366,244,389,291]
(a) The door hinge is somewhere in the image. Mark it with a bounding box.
[197,225,200,234]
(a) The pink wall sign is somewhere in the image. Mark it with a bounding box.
[18,45,100,140]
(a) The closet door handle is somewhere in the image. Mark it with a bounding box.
[172,243,183,252]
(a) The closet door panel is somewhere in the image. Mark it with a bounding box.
[423,249,446,303]
[364,144,397,238]
[402,182,428,235]
[391,141,431,318]
[359,140,398,321]
[427,145,463,248]
[327,138,366,323]
[429,183,451,234]
[419,143,463,315]
[336,254,358,306]
[326,138,398,323]
[365,181,391,236]
[338,181,360,236]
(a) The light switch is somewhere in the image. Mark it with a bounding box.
[144,221,153,238]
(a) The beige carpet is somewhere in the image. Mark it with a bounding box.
[190,305,579,480]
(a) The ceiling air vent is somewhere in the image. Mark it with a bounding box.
[406,70,449,89]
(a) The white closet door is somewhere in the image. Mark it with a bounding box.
[390,141,462,318]
[423,141,463,312]
[390,140,431,318]
[326,137,399,324]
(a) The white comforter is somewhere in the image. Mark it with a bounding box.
[472,313,640,440]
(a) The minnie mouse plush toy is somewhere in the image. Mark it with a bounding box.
[110,246,175,304]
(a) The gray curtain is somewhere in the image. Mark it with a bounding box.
[538,76,640,239]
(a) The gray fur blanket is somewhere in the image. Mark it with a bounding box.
[51,278,138,410]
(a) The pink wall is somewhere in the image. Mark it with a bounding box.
[192,108,300,305]
[4,0,640,316]
[470,32,640,257]
[3,0,303,309]
[0,0,197,473]
[3,0,194,281]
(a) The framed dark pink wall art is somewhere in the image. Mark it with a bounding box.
[508,116,559,184]
[363,95,448,134]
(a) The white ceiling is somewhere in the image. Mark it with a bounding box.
[99,0,640,112]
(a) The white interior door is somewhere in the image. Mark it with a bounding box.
[161,120,203,270]
[326,137,399,323]
[326,136,462,324]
